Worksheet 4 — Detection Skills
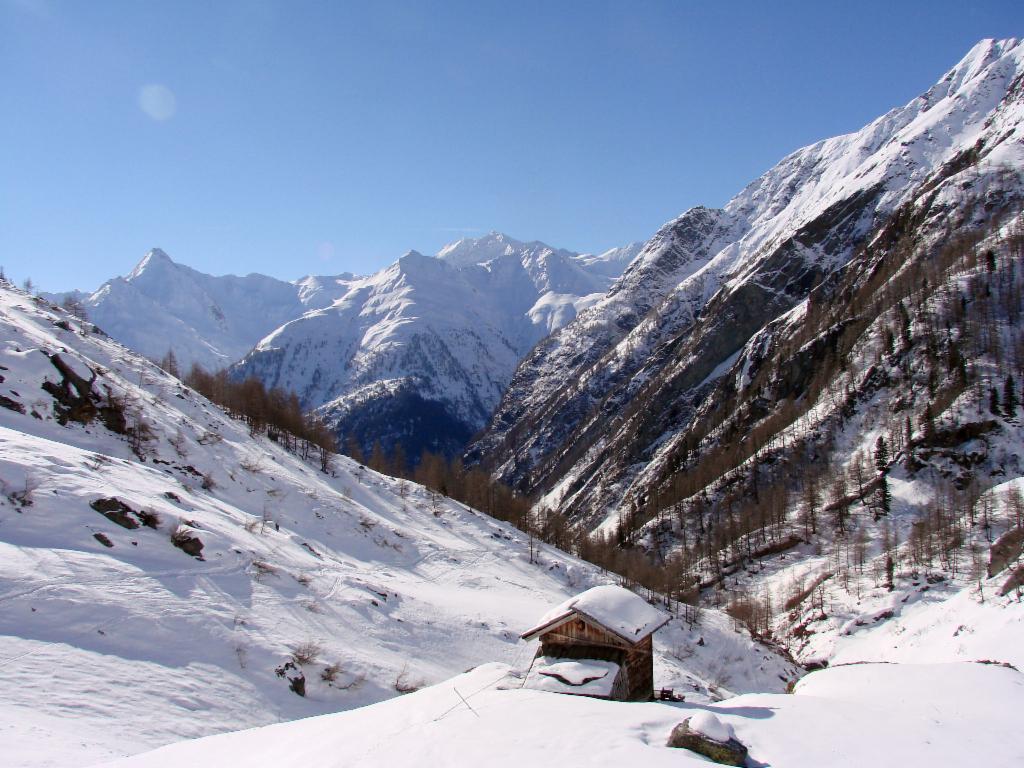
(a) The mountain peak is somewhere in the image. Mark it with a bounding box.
[436,232,540,267]
[127,248,176,280]
[930,37,1023,103]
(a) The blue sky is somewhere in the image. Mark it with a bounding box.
[2,1,1022,291]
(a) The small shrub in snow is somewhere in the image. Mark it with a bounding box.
[126,411,155,460]
[5,475,38,508]
[168,430,188,458]
[394,663,422,694]
[300,599,323,614]
[320,662,365,690]
[251,560,278,581]
[197,430,222,446]
[239,455,264,474]
[290,640,322,666]
[86,453,111,471]
[136,509,161,529]
[320,662,343,683]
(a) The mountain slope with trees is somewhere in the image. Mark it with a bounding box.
[470,38,1024,528]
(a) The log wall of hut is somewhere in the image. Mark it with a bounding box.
[623,634,654,701]
[541,616,626,650]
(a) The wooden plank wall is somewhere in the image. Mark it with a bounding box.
[624,634,654,701]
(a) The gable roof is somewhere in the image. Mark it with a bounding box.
[521,584,669,644]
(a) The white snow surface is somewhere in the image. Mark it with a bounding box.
[526,583,668,641]
[0,283,796,767]
[99,660,1024,768]
[686,710,734,742]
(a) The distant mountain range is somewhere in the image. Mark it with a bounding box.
[45,249,360,371]
[49,234,641,458]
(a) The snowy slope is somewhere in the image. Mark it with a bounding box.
[0,282,794,768]
[46,249,360,371]
[100,660,1024,768]
[233,233,641,456]
[473,38,1024,516]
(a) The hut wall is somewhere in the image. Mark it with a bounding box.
[624,634,654,701]
[537,616,635,701]
[540,617,628,651]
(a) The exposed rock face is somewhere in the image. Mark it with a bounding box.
[170,527,205,559]
[468,38,1024,528]
[989,528,1024,577]
[90,498,141,530]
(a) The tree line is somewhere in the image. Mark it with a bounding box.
[167,354,337,471]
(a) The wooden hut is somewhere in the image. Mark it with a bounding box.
[521,584,668,702]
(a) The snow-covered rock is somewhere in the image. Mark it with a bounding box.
[686,711,734,743]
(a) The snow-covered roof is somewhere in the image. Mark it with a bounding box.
[521,585,669,644]
[523,656,620,698]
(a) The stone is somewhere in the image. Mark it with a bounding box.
[667,718,748,766]
[90,497,140,529]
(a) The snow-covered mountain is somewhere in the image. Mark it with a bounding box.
[6,35,1024,768]
[45,249,360,371]
[0,281,797,767]
[470,38,1024,517]
[233,233,642,458]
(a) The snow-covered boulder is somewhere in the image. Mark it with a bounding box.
[667,712,747,766]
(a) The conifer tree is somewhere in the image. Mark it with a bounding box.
[874,436,889,475]
[158,349,180,378]
[876,476,892,520]
[1004,375,1018,418]
[921,403,937,444]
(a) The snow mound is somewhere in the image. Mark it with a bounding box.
[687,710,734,742]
